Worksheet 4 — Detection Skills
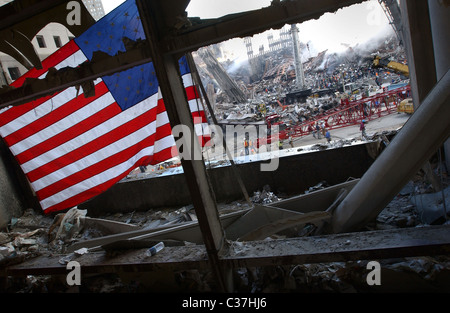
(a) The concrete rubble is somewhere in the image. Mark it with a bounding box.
[250,185,283,205]
[123,127,400,182]
[1,155,448,292]
[1,11,448,294]
[195,31,408,130]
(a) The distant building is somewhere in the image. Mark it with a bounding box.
[245,25,294,81]
[82,0,106,22]
[0,0,105,86]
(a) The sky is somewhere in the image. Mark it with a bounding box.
[101,0,392,59]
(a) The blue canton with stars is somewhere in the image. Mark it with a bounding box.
[74,0,193,111]
[74,0,154,111]
[102,62,159,111]
[75,0,145,60]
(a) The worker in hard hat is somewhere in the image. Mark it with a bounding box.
[288,134,294,148]
[278,140,283,150]
[325,129,331,143]
[244,138,250,155]
[360,119,368,140]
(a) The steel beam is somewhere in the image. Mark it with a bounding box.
[3,225,450,279]
[0,0,91,31]
[66,210,248,253]
[427,0,450,184]
[0,1,368,112]
[0,45,153,108]
[136,0,232,292]
[0,0,95,70]
[331,69,450,233]
[159,0,365,55]
[186,53,252,205]
[399,0,437,107]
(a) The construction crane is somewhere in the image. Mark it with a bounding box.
[372,55,409,77]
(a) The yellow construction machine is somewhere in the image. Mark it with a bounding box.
[372,55,409,77]
[397,97,414,114]
[372,55,412,113]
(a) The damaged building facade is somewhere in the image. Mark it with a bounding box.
[0,0,449,296]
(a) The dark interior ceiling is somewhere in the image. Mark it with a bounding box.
[0,0,365,108]
[0,0,95,70]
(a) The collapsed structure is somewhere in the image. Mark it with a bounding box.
[201,30,408,131]
[0,0,449,293]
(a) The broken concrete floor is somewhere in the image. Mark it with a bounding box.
[1,165,449,293]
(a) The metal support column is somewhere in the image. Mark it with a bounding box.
[291,24,305,89]
[331,70,450,233]
[428,0,450,176]
[186,53,252,205]
[329,0,448,231]
[136,1,232,292]
[399,0,437,107]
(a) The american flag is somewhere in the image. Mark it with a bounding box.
[0,0,210,214]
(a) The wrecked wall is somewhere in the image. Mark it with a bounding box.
[79,141,381,216]
[0,140,29,229]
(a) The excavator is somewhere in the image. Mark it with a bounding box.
[372,55,413,113]
[372,55,409,77]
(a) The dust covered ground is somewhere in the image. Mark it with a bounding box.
[1,157,449,293]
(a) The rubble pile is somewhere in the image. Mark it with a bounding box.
[1,157,448,293]
[1,27,448,293]
[230,166,450,293]
[304,181,330,194]
[0,209,52,270]
[197,32,407,130]
[251,185,282,204]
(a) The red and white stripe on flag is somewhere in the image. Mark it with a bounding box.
[0,40,210,214]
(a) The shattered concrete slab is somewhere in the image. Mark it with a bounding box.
[1,159,448,293]
[409,186,450,225]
